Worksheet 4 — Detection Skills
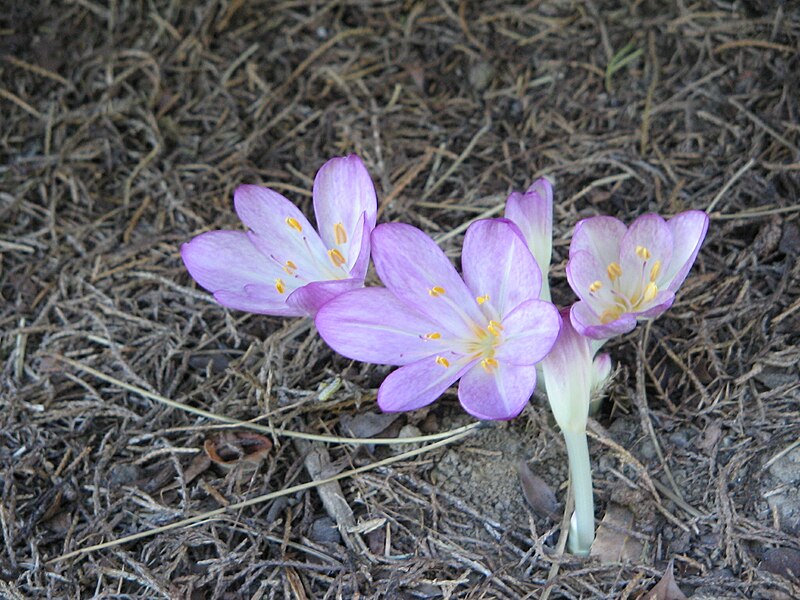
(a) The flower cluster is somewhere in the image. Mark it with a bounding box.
[181,155,709,555]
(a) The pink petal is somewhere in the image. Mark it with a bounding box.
[541,310,593,432]
[458,362,537,420]
[566,250,613,312]
[461,218,541,319]
[495,299,561,366]
[182,231,303,315]
[636,289,675,319]
[377,353,471,413]
[286,278,364,316]
[315,288,444,366]
[569,216,627,266]
[504,177,553,275]
[234,184,333,279]
[663,210,709,291]
[569,301,637,339]
[371,223,485,338]
[619,214,673,293]
[345,213,371,280]
[313,155,378,255]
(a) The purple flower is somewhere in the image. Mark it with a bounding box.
[504,177,554,300]
[566,210,709,339]
[315,219,561,420]
[181,155,377,317]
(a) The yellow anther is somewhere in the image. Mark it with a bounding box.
[283,260,297,275]
[328,248,346,268]
[422,332,442,340]
[275,278,286,294]
[487,320,504,336]
[649,259,662,282]
[589,280,602,293]
[429,286,446,297]
[607,262,622,281]
[285,217,303,232]
[481,357,499,373]
[635,245,651,260]
[435,356,450,368]
[643,281,658,303]
[476,294,489,305]
[333,222,347,245]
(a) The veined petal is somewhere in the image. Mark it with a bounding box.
[619,214,673,296]
[570,216,627,266]
[461,218,541,319]
[566,250,613,312]
[371,223,485,338]
[315,288,445,366]
[182,231,271,290]
[569,300,637,340]
[504,177,553,276]
[458,362,537,420]
[234,184,334,280]
[663,210,709,291]
[345,212,371,279]
[286,278,364,316]
[313,155,378,256]
[377,353,471,413]
[541,310,593,433]
[495,299,561,365]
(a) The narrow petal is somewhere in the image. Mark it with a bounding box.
[313,155,378,258]
[504,177,553,276]
[541,310,593,432]
[213,288,304,316]
[286,278,364,316]
[569,216,627,265]
[461,218,541,319]
[495,299,561,366]
[458,362,537,420]
[377,354,471,413]
[345,213,371,279]
[619,214,673,295]
[371,223,485,338]
[234,184,335,280]
[663,210,709,291]
[182,231,301,316]
[315,288,445,366]
[636,290,675,319]
[569,301,637,339]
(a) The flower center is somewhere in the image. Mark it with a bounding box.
[589,246,662,323]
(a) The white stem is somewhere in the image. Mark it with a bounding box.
[563,429,594,556]
[540,277,551,303]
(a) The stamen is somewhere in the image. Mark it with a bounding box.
[333,222,347,245]
[285,217,303,232]
[428,286,446,297]
[328,248,346,268]
[422,332,441,340]
[607,262,622,281]
[435,356,450,368]
[600,308,620,324]
[589,280,602,293]
[643,281,658,302]
[283,260,297,275]
[649,260,662,282]
[480,357,499,372]
[275,278,286,294]
[635,245,651,260]
[476,294,489,305]
[487,320,504,336]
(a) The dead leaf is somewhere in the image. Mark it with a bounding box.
[204,431,272,470]
[339,411,399,438]
[590,503,644,563]
[642,559,688,600]
[517,460,559,520]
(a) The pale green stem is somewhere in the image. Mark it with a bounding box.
[540,277,551,303]
[563,429,595,556]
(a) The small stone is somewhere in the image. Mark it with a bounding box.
[468,61,494,92]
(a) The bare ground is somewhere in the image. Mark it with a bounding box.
[1,1,799,598]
